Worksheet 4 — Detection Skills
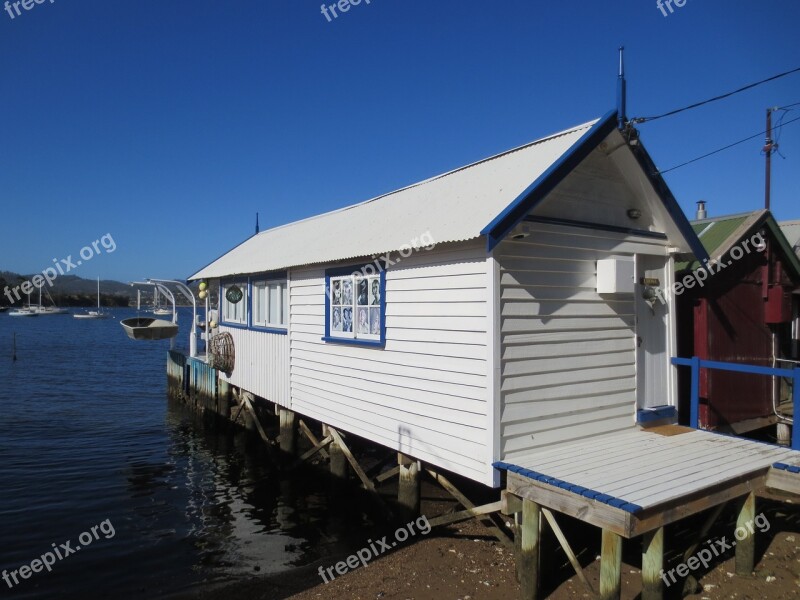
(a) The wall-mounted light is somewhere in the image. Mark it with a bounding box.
[511,223,530,240]
[627,208,642,220]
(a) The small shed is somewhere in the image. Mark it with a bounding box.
[676,209,800,434]
[190,109,707,487]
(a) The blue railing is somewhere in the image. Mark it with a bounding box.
[671,357,800,450]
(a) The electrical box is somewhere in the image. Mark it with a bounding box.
[765,286,792,324]
[596,258,635,294]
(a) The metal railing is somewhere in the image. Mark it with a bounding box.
[671,356,800,450]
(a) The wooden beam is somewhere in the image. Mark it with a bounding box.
[279,408,297,455]
[766,466,800,496]
[600,529,622,600]
[642,527,664,600]
[398,453,421,517]
[501,490,523,516]
[298,420,328,459]
[328,428,376,492]
[375,465,400,483]
[541,507,595,596]
[520,498,541,600]
[427,468,514,548]
[735,492,756,576]
[427,501,503,528]
[298,435,333,462]
[242,395,271,445]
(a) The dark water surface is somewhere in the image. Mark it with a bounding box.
[0,308,361,599]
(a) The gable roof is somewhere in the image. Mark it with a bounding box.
[779,220,800,257]
[678,210,800,276]
[190,110,705,280]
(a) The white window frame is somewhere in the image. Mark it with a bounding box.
[221,281,247,325]
[252,278,288,329]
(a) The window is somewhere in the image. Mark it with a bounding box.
[252,279,288,329]
[325,266,384,346]
[221,281,247,325]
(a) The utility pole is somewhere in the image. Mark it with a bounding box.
[764,107,777,211]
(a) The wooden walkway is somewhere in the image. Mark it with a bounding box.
[497,425,800,538]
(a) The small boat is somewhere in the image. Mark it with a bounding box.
[30,287,69,315]
[151,287,173,316]
[120,317,179,340]
[9,308,38,317]
[74,278,110,320]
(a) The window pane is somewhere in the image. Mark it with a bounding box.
[282,284,288,326]
[269,284,279,324]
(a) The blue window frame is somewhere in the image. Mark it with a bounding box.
[323,264,385,347]
[219,273,288,334]
[220,279,248,327]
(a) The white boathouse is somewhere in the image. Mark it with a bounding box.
[190,109,709,487]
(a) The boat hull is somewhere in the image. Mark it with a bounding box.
[120,317,179,340]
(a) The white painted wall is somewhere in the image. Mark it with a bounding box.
[289,240,495,485]
[496,221,670,462]
[218,326,291,408]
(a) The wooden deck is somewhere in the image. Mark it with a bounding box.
[496,425,800,538]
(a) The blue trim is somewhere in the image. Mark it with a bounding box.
[250,326,288,335]
[481,109,619,252]
[672,357,800,448]
[492,461,642,514]
[524,215,668,240]
[637,405,677,424]
[773,463,800,474]
[323,263,386,348]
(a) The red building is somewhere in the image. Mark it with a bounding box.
[677,208,800,434]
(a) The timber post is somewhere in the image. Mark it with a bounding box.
[397,453,421,518]
[735,492,756,576]
[600,529,622,600]
[519,498,541,600]
[325,425,348,479]
[642,527,664,600]
[279,408,298,456]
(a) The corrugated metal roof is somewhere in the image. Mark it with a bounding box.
[779,220,800,256]
[190,119,597,280]
[676,211,762,271]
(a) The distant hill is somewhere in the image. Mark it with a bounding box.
[0,271,211,308]
[0,271,133,307]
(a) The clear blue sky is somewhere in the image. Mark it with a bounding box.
[1,0,798,282]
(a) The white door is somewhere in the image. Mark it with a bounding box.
[634,255,671,410]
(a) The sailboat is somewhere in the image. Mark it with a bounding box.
[152,286,172,316]
[9,291,39,317]
[74,278,110,319]
[31,286,69,315]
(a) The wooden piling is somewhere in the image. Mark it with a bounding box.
[397,453,421,517]
[325,425,348,479]
[735,492,756,576]
[279,408,297,456]
[519,498,540,600]
[600,529,622,600]
[642,527,664,600]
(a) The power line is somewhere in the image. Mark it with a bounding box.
[658,114,800,175]
[631,66,800,124]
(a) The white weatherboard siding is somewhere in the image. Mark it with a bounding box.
[289,240,494,485]
[497,221,669,462]
[219,326,291,408]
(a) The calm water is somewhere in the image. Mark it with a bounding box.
[0,308,363,599]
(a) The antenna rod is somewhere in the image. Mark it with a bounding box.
[617,46,627,130]
[255,212,260,234]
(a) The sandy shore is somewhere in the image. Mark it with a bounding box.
[170,478,800,600]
